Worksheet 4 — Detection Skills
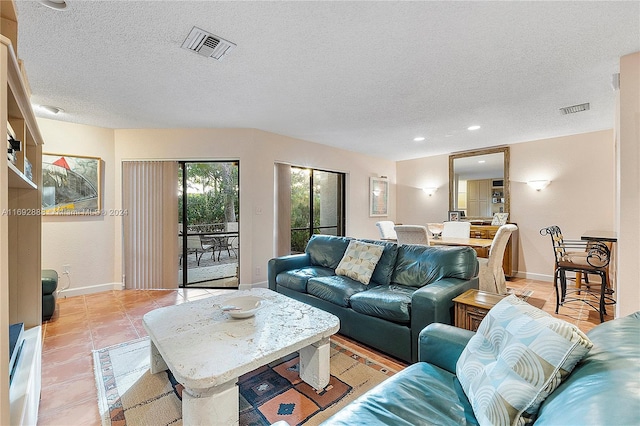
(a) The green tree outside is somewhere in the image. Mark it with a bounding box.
[291,168,322,252]
[178,162,239,226]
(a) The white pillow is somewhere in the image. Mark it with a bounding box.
[335,240,384,285]
[456,295,593,426]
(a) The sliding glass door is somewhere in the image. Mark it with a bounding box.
[178,161,239,288]
[290,167,345,253]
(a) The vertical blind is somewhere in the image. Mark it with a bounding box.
[275,163,292,256]
[122,161,178,289]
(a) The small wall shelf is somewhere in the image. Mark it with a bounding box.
[8,161,37,190]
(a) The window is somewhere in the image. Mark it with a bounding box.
[290,167,345,253]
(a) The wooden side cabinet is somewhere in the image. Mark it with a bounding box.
[453,289,506,332]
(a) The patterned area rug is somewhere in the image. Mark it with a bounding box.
[93,337,398,426]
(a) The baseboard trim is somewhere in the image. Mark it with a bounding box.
[58,282,264,295]
[240,281,267,290]
[58,282,123,298]
[513,271,553,282]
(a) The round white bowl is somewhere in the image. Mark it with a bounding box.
[223,295,263,319]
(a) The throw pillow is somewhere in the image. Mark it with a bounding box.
[335,240,384,285]
[456,295,593,426]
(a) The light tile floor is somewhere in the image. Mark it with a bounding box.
[36,278,610,425]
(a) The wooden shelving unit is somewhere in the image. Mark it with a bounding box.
[491,181,504,215]
[1,0,44,423]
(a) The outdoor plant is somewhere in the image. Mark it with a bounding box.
[178,162,239,226]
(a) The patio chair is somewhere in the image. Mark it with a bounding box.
[179,235,214,266]
[214,222,238,261]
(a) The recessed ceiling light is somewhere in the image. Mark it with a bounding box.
[467,125,481,131]
[413,136,425,142]
[478,160,486,164]
[39,105,64,114]
[39,0,67,10]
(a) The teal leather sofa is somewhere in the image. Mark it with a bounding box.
[322,311,640,425]
[267,235,479,363]
[42,269,58,321]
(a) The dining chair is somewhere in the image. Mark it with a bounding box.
[376,221,397,241]
[478,224,518,294]
[442,221,471,238]
[540,225,615,322]
[575,240,613,295]
[426,223,444,239]
[394,225,430,245]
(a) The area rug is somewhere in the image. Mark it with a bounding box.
[93,337,398,426]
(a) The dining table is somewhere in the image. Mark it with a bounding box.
[200,231,239,261]
[430,237,493,249]
[581,230,617,243]
[430,237,493,257]
[577,230,617,292]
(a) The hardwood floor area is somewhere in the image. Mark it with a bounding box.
[37,278,610,425]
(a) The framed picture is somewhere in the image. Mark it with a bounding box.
[448,211,461,221]
[369,177,389,217]
[42,153,102,215]
[492,212,509,226]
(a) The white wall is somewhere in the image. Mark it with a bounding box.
[510,130,615,280]
[39,125,395,292]
[38,119,118,295]
[112,128,395,286]
[396,130,616,282]
[617,52,640,316]
[39,112,637,319]
[396,153,450,224]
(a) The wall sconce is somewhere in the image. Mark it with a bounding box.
[422,187,438,196]
[527,180,551,191]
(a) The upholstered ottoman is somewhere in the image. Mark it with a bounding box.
[42,269,58,321]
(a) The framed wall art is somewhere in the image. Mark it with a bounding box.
[448,210,461,221]
[369,177,389,217]
[491,212,509,226]
[42,153,102,215]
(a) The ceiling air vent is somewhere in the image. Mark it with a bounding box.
[559,103,590,115]
[181,27,236,61]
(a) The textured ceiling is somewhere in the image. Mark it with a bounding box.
[14,1,640,161]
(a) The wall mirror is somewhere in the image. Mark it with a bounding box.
[449,146,510,222]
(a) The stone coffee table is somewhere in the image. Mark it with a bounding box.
[142,287,340,425]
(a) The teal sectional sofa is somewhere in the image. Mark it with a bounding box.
[267,235,479,363]
[322,308,640,425]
